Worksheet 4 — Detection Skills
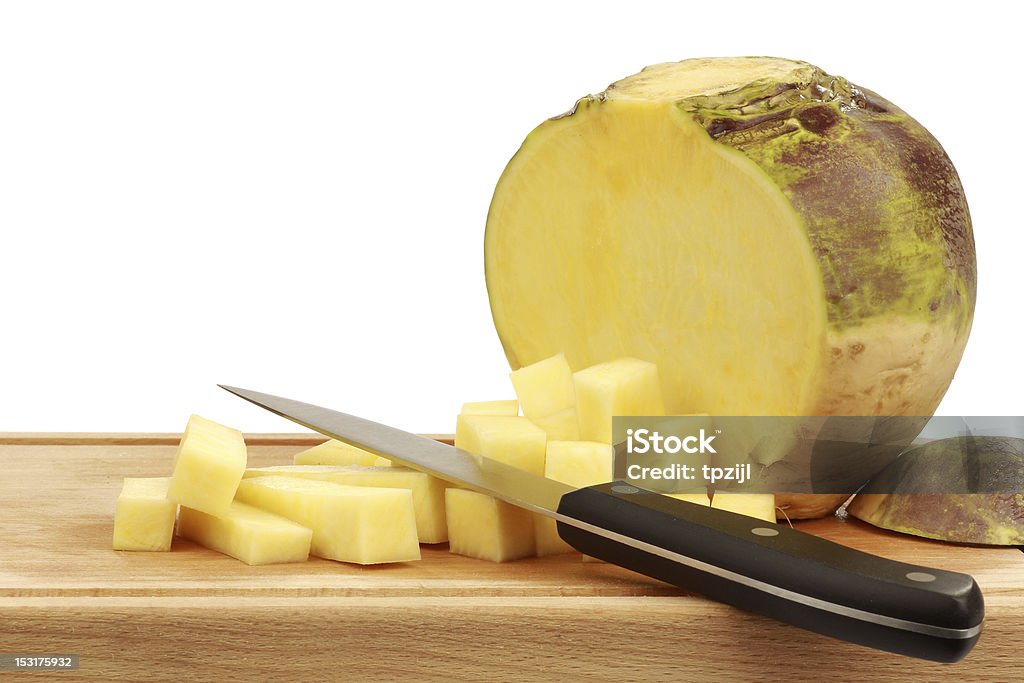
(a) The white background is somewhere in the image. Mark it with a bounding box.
[1,2,1020,433]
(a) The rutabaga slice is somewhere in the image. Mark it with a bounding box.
[244,465,448,544]
[167,414,247,516]
[293,439,392,467]
[177,501,312,565]
[573,358,665,444]
[445,488,536,562]
[112,477,177,551]
[234,475,420,564]
[460,400,519,416]
[535,441,615,557]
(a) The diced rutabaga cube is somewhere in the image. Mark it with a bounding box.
[454,415,546,475]
[177,501,312,565]
[545,441,615,485]
[535,441,615,557]
[112,477,177,551]
[669,493,777,523]
[235,475,420,564]
[445,488,535,562]
[510,353,580,440]
[460,400,519,416]
[528,407,579,441]
[167,414,247,516]
[573,358,665,443]
[453,415,546,559]
[292,439,392,467]
[244,465,449,543]
[510,352,576,417]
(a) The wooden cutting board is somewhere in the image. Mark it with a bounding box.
[0,434,1020,681]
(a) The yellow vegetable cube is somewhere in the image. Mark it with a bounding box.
[235,475,420,564]
[544,440,615,485]
[574,358,665,443]
[454,415,546,475]
[244,465,449,543]
[445,488,535,562]
[510,352,576,418]
[529,407,579,441]
[293,439,392,467]
[112,477,177,551]
[450,417,544,557]
[167,414,247,516]
[460,400,519,416]
[669,493,777,523]
[177,501,312,565]
[535,441,615,556]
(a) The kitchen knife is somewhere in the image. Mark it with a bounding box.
[220,385,984,662]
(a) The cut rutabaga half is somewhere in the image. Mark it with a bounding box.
[235,476,420,564]
[454,415,547,475]
[177,501,312,565]
[669,493,777,523]
[573,358,665,444]
[244,465,449,544]
[486,57,976,518]
[461,400,519,416]
[293,439,392,467]
[445,488,536,562]
[112,477,177,551]
[167,415,247,516]
[535,441,615,557]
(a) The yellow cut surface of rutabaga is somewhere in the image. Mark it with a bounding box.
[669,493,777,523]
[235,475,420,564]
[461,400,519,416]
[112,477,177,552]
[535,441,616,556]
[293,439,392,467]
[244,465,449,544]
[573,358,665,444]
[445,488,536,562]
[167,414,247,517]
[454,415,547,475]
[177,501,312,565]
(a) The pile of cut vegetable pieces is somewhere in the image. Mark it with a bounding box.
[112,354,776,566]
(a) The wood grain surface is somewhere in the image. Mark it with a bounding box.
[0,434,1020,681]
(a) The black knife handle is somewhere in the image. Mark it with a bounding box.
[555,482,983,662]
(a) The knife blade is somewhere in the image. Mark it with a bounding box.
[220,384,984,662]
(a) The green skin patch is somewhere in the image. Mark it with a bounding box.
[604,62,976,332]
